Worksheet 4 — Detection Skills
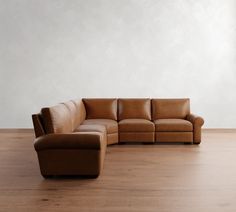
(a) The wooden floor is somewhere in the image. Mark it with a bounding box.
[0,129,236,212]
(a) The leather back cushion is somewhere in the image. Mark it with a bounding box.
[83,98,117,120]
[63,100,80,130]
[118,98,151,120]
[152,99,190,120]
[41,103,73,134]
[72,99,86,125]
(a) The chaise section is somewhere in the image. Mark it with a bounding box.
[33,100,107,178]
[34,132,106,177]
[118,99,154,143]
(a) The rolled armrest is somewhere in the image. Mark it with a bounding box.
[34,132,103,151]
[186,114,204,126]
[186,114,204,144]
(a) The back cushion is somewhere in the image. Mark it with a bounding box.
[41,103,73,134]
[83,98,117,120]
[152,99,190,120]
[71,99,86,125]
[118,98,151,120]
[63,100,80,130]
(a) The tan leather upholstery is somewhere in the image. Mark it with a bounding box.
[83,98,117,120]
[37,149,105,176]
[34,132,105,150]
[119,132,154,142]
[118,98,151,120]
[187,114,204,144]
[82,119,118,134]
[155,132,193,143]
[63,100,80,130]
[41,104,73,134]
[32,114,45,138]
[32,97,204,178]
[75,124,107,144]
[76,124,106,134]
[119,119,155,132]
[107,133,119,145]
[35,132,106,176]
[155,119,193,132]
[152,99,190,120]
[72,99,86,124]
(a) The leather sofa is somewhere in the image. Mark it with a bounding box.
[32,98,204,178]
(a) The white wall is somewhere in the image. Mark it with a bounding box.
[0,0,236,128]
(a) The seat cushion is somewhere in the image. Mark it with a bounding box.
[75,124,106,134]
[82,119,118,134]
[83,98,117,120]
[119,119,155,132]
[152,99,190,120]
[118,99,151,120]
[155,119,193,132]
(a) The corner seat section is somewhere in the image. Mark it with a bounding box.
[81,119,118,145]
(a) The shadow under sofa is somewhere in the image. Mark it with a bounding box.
[32,98,204,178]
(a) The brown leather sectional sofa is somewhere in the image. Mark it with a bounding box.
[32,98,204,178]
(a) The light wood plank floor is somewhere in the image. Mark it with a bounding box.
[0,129,236,212]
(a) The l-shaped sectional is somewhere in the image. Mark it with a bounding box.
[32,98,204,178]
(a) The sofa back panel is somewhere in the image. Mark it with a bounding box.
[152,99,190,120]
[83,98,117,120]
[41,103,73,134]
[72,99,86,124]
[118,98,151,120]
[63,100,80,130]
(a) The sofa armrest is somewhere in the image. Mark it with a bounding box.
[187,114,204,126]
[186,114,204,144]
[34,132,103,151]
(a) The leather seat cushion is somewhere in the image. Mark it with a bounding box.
[75,124,106,134]
[82,119,118,134]
[119,119,155,132]
[155,119,193,132]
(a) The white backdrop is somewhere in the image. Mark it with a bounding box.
[0,0,236,128]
